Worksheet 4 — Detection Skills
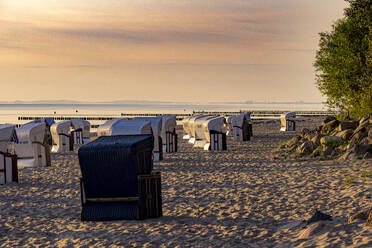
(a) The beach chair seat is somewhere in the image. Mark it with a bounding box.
[165,130,177,153]
[78,135,162,221]
[80,173,162,220]
[210,130,227,151]
[71,119,91,146]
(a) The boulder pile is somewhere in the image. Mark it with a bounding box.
[279,116,372,160]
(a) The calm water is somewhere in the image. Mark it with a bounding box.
[0,102,326,126]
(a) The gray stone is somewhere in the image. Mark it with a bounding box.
[322,119,339,134]
[355,144,372,155]
[322,146,334,156]
[322,116,336,125]
[312,146,322,157]
[339,150,357,160]
[320,136,342,146]
[287,136,301,147]
[359,137,372,145]
[350,130,368,145]
[336,129,354,140]
[301,128,311,137]
[311,135,323,146]
[347,143,356,150]
[363,152,372,159]
[315,126,323,134]
[297,141,314,155]
[338,119,358,131]
[353,122,370,136]
[329,129,339,136]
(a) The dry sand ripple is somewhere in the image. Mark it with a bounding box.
[0,117,371,247]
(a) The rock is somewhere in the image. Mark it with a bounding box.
[354,144,372,155]
[369,129,372,138]
[350,130,368,145]
[306,210,333,224]
[359,137,372,145]
[322,116,336,125]
[301,128,311,137]
[311,135,323,146]
[322,119,339,134]
[363,152,372,159]
[299,222,326,239]
[329,129,339,136]
[367,210,372,227]
[322,146,334,156]
[339,150,358,160]
[336,129,354,140]
[353,122,370,137]
[347,142,356,150]
[315,126,323,134]
[297,141,314,155]
[304,133,315,141]
[348,207,372,223]
[338,119,358,131]
[312,146,322,157]
[359,116,370,125]
[320,136,342,146]
[287,136,301,147]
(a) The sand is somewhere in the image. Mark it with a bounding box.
[0,117,371,247]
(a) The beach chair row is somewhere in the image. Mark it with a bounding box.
[0,115,177,185]
[182,113,254,151]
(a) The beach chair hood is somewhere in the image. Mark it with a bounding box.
[78,135,154,198]
[0,124,18,152]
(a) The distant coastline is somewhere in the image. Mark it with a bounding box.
[0,100,325,105]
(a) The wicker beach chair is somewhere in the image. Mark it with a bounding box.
[280,112,296,131]
[15,122,51,168]
[0,124,18,185]
[78,135,162,221]
[161,115,177,153]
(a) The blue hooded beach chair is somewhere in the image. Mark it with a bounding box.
[78,135,162,221]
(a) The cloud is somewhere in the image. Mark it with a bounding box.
[38,27,240,44]
[274,48,315,52]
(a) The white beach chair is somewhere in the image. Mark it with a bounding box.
[134,117,163,161]
[15,122,51,168]
[193,116,227,150]
[51,120,72,153]
[71,119,91,145]
[280,112,296,131]
[161,115,177,153]
[0,124,18,184]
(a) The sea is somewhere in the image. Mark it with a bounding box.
[0,102,327,130]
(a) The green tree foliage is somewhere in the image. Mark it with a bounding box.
[314,0,372,117]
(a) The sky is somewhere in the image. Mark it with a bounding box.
[0,0,348,103]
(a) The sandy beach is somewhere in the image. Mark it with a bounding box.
[0,117,371,247]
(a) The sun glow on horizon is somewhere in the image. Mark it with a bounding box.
[0,0,348,102]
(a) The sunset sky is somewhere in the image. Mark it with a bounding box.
[0,0,348,103]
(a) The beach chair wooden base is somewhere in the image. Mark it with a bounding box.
[0,152,18,185]
[80,172,162,221]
